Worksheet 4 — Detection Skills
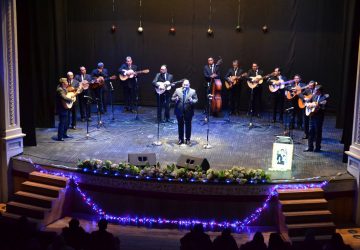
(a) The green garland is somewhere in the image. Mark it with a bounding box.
[77,159,271,184]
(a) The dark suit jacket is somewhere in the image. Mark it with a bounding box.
[204,64,220,82]
[247,69,264,88]
[91,68,109,79]
[56,85,73,113]
[119,64,138,88]
[75,73,92,83]
[152,73,174,90]
[68,79,80,88]
[171,87,198,118]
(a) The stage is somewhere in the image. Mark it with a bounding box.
[21,105,350,181]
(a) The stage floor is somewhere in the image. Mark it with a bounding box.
[22,106,349,181]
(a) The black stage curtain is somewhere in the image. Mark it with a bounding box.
[17,0,359,146]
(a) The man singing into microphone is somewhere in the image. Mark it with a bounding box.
[171,80,198,145]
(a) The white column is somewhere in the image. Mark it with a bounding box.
[347,36,360,224]
[0,0,25,202]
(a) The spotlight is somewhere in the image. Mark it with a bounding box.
[138,26,143,33]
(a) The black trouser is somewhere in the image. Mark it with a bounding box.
[308,112,324,150]
[58,110,69,140]
[230,84,241,113]
[272,90,285,121]
[156,92,170,121]
[94,87,105,113]
[250,85,262,115]
[78,89,91,119]
[290,97,303,128]
[68,101,78,127]
[176,114,192,141]
[123,85,137,111]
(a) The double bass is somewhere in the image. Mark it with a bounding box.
[210,59,223,115]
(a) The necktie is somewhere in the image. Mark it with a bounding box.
[164,73,166,81]
[211,65,214,73]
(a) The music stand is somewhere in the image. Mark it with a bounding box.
[152,92,162,146]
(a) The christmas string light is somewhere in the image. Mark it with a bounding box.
[30,162,330,232]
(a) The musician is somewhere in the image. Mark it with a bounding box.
[56,78,75,141]
[66,72,80,129]
[171,80,198,145]
[267,67,287,123]
[287,74,305,129]
[247,63,264,117]
[91,62,109,114]
[304,85,328,152]
[203,57,220,115]
[75,66,92,122]
[298,80,317,139]
[152,65,174,122]
[224,60,244,115]
[119,56,138,113]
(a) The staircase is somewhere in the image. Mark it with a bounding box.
[277,187,335,242]
[2,171,69,228]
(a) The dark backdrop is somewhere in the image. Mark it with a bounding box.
[17,0,359,147]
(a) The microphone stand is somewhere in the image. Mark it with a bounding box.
[153,91,162,146]
[203,93,213,149]
[95,97,106,129]
[76,96,96,141]
[109,81,115,121]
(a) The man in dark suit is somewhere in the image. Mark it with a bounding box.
[298,80,317,139]
[91,62,109,114]
[224,59,245,115]
[287,74,306,129]
[75,66,93,121]
[203,57,220,115]
[119,56,138,112]
[304,85,328,152]
[66,72,80,129]
[56,78,75,141]
[152,65,174,122]
[171,80,198,145]
[267,67,287,123]
[247,63,264,117]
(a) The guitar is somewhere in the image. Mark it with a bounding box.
[62,83,84,109]
[286,84,310,100]
[155,79,185,95]
[119,69,150,81]
[224,72,248,90]
[298,94,312,109]
[268,79,294,93]
[247,73,273,89]
[89,75,117,90]
[305,94,330,116]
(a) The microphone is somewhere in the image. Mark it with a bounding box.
[84,95,93,100]
[285,107,294,112]
[109,81,114,91]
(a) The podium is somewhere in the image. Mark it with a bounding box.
[269,136,293,171]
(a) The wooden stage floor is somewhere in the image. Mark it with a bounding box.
[22,106,350,181]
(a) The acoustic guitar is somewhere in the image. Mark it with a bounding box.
[224,73,248,90]
[155,79,185,95]
[285,84,310,100]
[268,79,294,93]
[305,94,329,116]
[62,83,84,109]
[298,94,312,109]
[119,69,150,81]
[89,75,117,90]
[247,73,273,89]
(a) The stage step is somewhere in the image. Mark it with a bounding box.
[283,210,332,224]
[277,188,324,200]
[29,171,68,188]
[1,211,43,225]
[21,181,63,198]
[12,191,56,208]
[287,222,336,237]
[6,201,50,219]
[280,199,328,212]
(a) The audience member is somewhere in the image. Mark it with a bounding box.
[213,228,238,250]
[180,224,213,250]
[88,219,118,250]
[61,218,89,250]
[239,231,267,250]
[268,232,291,250]
[323,233,353,250]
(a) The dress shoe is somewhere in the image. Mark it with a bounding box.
[165,119,172,123]
[70,126,76,130]
[272,119,276,123]
[178,140,184,145]
[256,114,261,118]
[57,138,65,141]
[87,117,92,122]
[185,139,191,146]
[303,148,313,152]
[63,135,73,139]
[314,148,322,152]
[81,118,86,122]
[302,135,308,139]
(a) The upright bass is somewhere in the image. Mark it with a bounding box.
[210,58,223,115]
